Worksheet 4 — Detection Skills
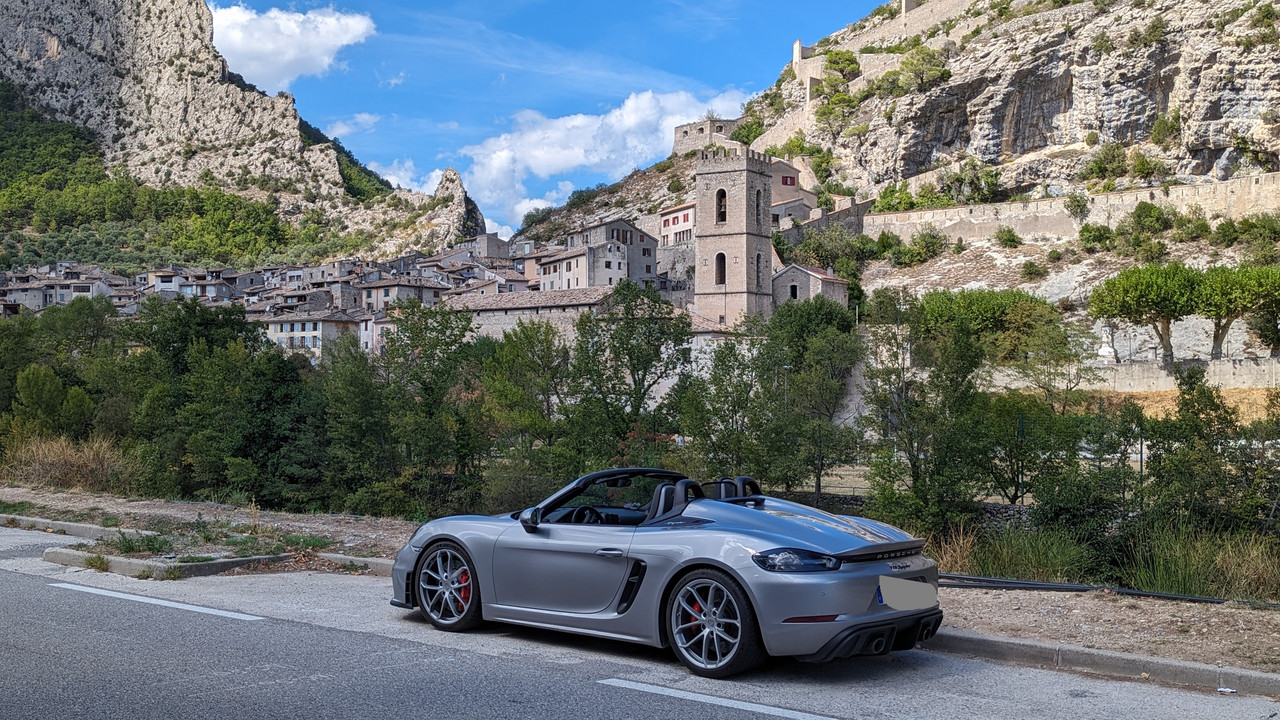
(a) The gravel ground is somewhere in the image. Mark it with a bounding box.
[4,484,1279,674]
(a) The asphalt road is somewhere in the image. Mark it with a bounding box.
[1,526,1276,720]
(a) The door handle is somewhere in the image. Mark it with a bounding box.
[595,548,624,557]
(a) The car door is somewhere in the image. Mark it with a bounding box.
[491,522,636,614]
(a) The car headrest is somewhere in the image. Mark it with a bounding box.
[701,476,762,499]
[647,482,676,521]
[732,476,762,496]
[646,479,704,522]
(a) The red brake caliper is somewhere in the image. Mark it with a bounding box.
[457,569,471,611]
[688,600,701,629]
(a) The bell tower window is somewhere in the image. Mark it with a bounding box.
[716,189,727,223]
[715,253,726,285]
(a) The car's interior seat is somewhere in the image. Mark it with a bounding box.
[644,479,705,523]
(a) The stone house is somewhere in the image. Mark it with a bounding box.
[772,265,849,305]
[443,287,610,339]
[355,276,450,312]
[264,310,361,354]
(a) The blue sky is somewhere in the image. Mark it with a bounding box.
[207,1,874,235]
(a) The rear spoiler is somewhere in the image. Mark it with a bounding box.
[835,539,926,562]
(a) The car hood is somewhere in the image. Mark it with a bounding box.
[682,497,918,555]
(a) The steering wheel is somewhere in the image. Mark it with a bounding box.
[570,506,604,524]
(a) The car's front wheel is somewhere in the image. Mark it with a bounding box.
[666,568,764,678]
[417,541,482,631]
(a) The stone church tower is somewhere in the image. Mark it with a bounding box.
[693,147,775,326]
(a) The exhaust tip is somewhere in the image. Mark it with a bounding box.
[868,636,887,654]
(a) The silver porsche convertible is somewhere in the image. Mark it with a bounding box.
[390,468,942,677]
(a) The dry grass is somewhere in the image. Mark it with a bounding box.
[1,436,137,493]
[925,524,978,575]
[1214,534,1280,601]
[1102,387,1274,422]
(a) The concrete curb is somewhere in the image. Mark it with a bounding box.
[316,553,393,576]
[43,547,293,579]
[922,628,1280,697]
[1,514,156,540]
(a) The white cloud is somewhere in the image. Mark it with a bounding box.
[324,112,381,139]
[485,219,515,240]
[367,159,443,195]
[461,89,748,226]
[380,70,407,89]
[209,4,376,93]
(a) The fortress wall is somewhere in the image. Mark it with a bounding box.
[990,357,1280,393]
[860,172,1280,242]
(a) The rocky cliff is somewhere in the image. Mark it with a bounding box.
[752,0,1279,196]
[0,0,482,256]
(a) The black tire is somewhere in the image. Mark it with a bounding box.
[665,568,765,678]
[416,541,483,631]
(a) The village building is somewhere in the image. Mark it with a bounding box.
[264,310,361,354]
[355,276,450,313]
[659,202,696,247]
[443,287,610,338]
[773,265,849,305]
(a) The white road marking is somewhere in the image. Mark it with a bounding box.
[598,678,835,720]
[50,583,265,621]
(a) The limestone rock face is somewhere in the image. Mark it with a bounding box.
[0,0,342,195]
[756,0,1280,195]
[0,0,483,256]
[352,169,488,258]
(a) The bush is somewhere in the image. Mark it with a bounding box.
[728,118,765,146]
[1064,193,1090,221]
[1080,142,1128,180]
[994,225,1021,247]
[1129,17,1167,47]
[1021,261,1049,280]
[1128,150,1170,180]
[1085,131,1100,146]
[1078,223,1114,252]
[667,178,686,193]
[890,225,947,266]
[1150,109,1181,148]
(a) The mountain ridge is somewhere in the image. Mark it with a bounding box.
[0,0,483,260]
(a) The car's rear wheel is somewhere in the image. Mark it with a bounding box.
[666,568,764,678]
[417,541,482,631]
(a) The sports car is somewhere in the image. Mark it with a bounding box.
[390,467,942,677]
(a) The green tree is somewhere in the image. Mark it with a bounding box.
[482,320,579,479]
[321,334,396,503]
[1197,265,1280,360]
[381,300,483,504]
[1144,366,1263,532]
[1088,262,1201,365]
[571,280,691,424]
[130,296,263,374]
[3,363,94,442]
[861,311,986,533]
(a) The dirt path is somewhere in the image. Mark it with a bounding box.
[3,484,1278,675]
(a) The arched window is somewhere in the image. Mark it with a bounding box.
[716,189,727,223]
[755,189,763,227]
[755,253,762,288]
[715,253,726,285]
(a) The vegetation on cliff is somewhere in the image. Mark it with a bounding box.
[0,83,368,272]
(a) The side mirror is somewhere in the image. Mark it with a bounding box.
[519,507,541,533]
